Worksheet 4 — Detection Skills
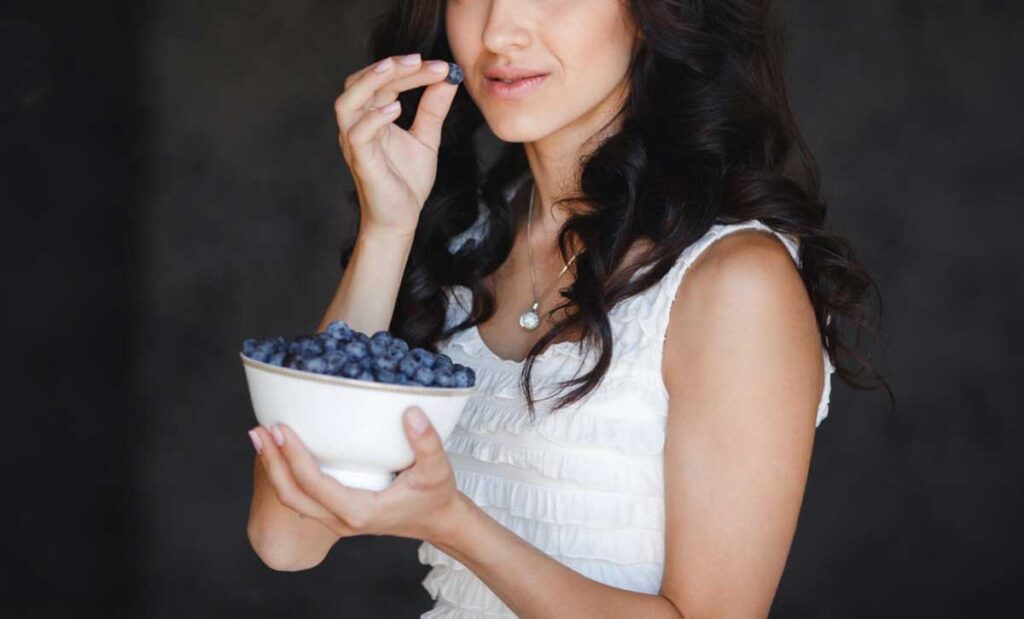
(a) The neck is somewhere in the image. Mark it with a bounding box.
[519,76,629,235]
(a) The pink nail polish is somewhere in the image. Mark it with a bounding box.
[408,408,429,435]
[270,425,285,446]
[248,429,263,453]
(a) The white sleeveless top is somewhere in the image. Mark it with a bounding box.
[418,178,836,618]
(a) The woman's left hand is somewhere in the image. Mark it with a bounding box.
[249,406,463,544]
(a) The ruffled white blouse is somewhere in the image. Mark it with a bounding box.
[419,176,835,617]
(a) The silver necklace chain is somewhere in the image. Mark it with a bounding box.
[519,181,581,331]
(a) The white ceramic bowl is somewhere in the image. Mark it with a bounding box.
[240,354,475,491]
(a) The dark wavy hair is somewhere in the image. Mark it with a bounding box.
[339,0,895,417]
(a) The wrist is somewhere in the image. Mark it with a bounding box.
[360,223,418,245]
[427,492,476,551]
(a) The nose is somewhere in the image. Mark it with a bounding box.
[481,0,531,53]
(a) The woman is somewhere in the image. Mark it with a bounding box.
[246,0,889,616]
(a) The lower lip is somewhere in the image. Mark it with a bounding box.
[485,74,548,100]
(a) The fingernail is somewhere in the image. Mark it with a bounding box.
[270,425,285,446]
[248,429,263,454]
[407,407,429,435]
[428,61,449,74]
[399,53,421,66]
[379,100,400,114]
[374,57,394,73]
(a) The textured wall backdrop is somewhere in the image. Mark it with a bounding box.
[3,0,1022,617]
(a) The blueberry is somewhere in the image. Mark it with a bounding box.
[414,366,435,386]
[344,340,368,360]
[325,320,353,340]
[323,351,347,374]
[242,338,260,357]
[434,368,455,387]
[445,62,463,85]
[269,336,287,351]
[386,340,409,362]
[340,361,362,379]
[250,342,275,362]
[396,374,417,386]
[371,356,398,373]
[409,347,436,368]
[357,370,375,382]
[317,332,340,352]
[434,353,454,373]
[369,333,391,358]
[303,357,328,374]
[269,350,286,366]
[398,352,419,377]
[374,368,398,384]
[284,352,302,369]
[451,366,473,388]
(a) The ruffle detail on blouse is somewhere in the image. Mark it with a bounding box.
[419,545,664,607]
[421,565,513,616]
[454,396,667,455]
[443,429,663,495]
[815,349,835,427]
[451,467,665,530]
[421,599,514,619]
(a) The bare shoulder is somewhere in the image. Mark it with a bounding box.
[662,228,824,422]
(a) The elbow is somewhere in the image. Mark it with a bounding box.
[247,521,329,572]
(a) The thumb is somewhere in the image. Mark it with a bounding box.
[403,406,445,467]
[408,73,460,154]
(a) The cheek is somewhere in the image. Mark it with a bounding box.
[551,4,634,79]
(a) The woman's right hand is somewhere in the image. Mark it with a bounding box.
[335,54,462,238]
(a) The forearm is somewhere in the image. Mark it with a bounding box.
[316,225,415,335]
[246,458,340,571]
[431,494,685,619]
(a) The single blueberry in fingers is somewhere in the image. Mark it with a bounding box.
[445,62,463,85]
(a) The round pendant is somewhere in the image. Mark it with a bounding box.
[519,309,540,331]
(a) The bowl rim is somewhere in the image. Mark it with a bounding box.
[240,353,476,397]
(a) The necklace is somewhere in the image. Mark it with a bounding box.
[518,182,582,331]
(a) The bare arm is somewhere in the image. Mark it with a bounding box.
[315,225,415,335]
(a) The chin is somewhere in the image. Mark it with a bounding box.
[485,115,553,143]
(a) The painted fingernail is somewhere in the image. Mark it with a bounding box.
[445,62,464,85]
[428,60,449,74]
[248,429,263,454]
[400,53,421,66]
[379,101,401,114]
[270,425,285,446]
[374,57,394,73]
[407,407,429,435]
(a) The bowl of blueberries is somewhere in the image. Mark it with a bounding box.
[240,320,476,491]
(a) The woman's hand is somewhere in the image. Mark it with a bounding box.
[336,53,462,238]
[248,406,463,544]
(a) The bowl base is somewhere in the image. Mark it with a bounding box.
[319,466,394,491]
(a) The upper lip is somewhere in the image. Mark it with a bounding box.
[483,66,549,81]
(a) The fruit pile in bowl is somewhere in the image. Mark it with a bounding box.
[240,320,476,490]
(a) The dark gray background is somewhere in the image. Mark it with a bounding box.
[3,0,1022,617]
